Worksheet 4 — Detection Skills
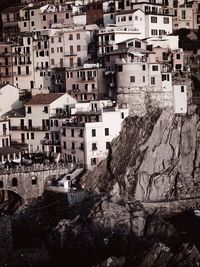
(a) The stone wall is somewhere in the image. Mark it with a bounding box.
[116,87,174,116]
[0,166,70,202]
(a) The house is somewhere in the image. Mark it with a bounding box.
[65,63,106,101]
[61,99,129,169]
[9,93,76,154]
[115,9,145,38]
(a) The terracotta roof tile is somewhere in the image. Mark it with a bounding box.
[26,93,65,105]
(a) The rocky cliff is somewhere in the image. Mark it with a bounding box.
[83,105,200,203]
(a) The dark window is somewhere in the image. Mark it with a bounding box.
[63,141,66,149]
[31,176,37,185]
[105,128,109,136]
[92,129,96,137]
[71,129,74,137]
[44,106,48,113]
[106,142,111,149]
[72,142,75,149]
[12,178,18,187]
[121,112,124,119]
[176,54,181,59]
[91,158,96,165]
[31,133,34,139]
[92,143,97,150]
[27,107,31,113]
[80,129,83,137]
[181,86,184,92]
[117,65,123,72]
[0,181,3,188]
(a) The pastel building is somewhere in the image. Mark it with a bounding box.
[61,100,129,169]
[9,93,76,154]
[65,63,106,101]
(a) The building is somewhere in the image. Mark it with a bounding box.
[61,99,129,169]
[0,84,21,117]
[65,63,106,101]
[9,93,76,154]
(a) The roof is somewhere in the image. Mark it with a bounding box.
[3,107,25,118]
[115,9,143,15]
[0,147,21,155]
[2,6,24,13]
[25,93,65,105]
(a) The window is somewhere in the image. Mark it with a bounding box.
[162,74,169,81]
[80,143,84,150]
[0,181,3,188]
[176,54,181,60]
[152,65,158,71]
[27,133,29,139]
[24,22,27,27]
[151,77,155,85]
[80,129,83,137]
[31,21,34,26]
[63,141,66,149]
[182,10,186,20]
[51,38,54,43]
[31,11,34,16]
[130,76,135,83]
[72,142,75,149]
[71,129,74,137]
[151,16,157,23]
[92,143,97,150]
[31,176,37,185]
[117,65,123,72]
[91,158,96,166]
[92,129,96,137]
[77,45,81,51]
[58,37,62,42]
[51,47,54,53]
[69,34,73,40]
[31,133,34,139]
[27,106,31,113]
[135,41,141,48]
[106,142,111,149]
[66,13,69,19]
[163,17,169,24]
[135,15,138,20]
[44,106,48,113]
[43,15,46,21]
[151,29,158,35]
[54,120,58,127]
[105,128,109,136]
[12,178,18,187]
[181,86,185,92]
[121,112,124,119]
[143,76,145,82]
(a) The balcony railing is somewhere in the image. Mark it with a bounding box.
[41,139,61,146]
[62,121,85,128]
[10,126,50,131]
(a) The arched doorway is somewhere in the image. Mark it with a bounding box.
[0,189,23,215]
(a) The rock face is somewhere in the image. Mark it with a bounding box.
[83,106,200,202]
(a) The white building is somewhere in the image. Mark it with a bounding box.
[0,84,21,117]
[61,100,129,169]
[173,84,187,113]
[9,93,76,154]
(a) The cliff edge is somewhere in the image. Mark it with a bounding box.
[83,105,200,202]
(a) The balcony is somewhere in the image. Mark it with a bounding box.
[0,52,11,57]
[64,52,77,57]
[41,139,61,146]
[62,121,85,128]
[10,126,50,131]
